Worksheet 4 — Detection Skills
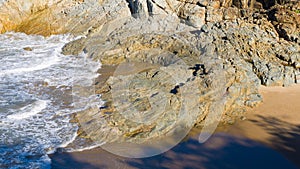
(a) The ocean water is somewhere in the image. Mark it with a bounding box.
[0,32,102,168]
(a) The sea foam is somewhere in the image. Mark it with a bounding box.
[7,100,48,120]
[0,32,102,169]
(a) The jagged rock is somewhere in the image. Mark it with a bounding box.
[198,0,209,6]
[0,0,131,36]
[206,7,223,22]
[207,0,221,9]
[62,37,86,55]
[221,0,232,7]
[178,3,206,27]
[69,19,276,143]
[62,1,299,142]
[267,5,300,42]
[223,7,239,20]
[296,70,300,83]
[233,0,249,8]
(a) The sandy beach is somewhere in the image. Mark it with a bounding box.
[50,84,300,169]
[225,84,300,168]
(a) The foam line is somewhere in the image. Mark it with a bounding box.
[7,100,48,120]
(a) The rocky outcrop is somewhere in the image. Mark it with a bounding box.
[1,0,299,35]
[0,0,73,35]
[266,2,300,42]
[0,0,131,36]
[67,14,300,144]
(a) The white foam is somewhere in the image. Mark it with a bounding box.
[46,131,79,154]
[67,142,106,153]
[7,100,48,120]
[0,57,60,76]
[0,32,103,168]
[0,33,70,76]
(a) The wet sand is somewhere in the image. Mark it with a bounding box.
[50,84,300,169]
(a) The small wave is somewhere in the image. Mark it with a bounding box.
[0,54,60,76]
[66,142,106,153]
[7,100,48,120]
[46,130,79,155]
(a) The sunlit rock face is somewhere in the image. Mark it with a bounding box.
[0,0,130,36]
[0,0,209,36]
[1,0,299,36]
[0,0,67,35]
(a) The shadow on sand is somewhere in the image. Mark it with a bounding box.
[123,133,298,169]
[249,115,300,168]
[51,130,298,169]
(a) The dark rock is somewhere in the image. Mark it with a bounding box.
[62,37,86,55]
[23,47,33,51]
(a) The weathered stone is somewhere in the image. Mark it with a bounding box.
[62,37,86,55]
[283,66,296,86]
[0,0,130,36]
[178,4,206,27]
[23,47,33,51]
[221,0,232,7]
[267,4,300,41]
[295,70,300,83]
[223,7,239,20]
[206,7,223,22]
[207,0,221,9]
[198,0,209,7]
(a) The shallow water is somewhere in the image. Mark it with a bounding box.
[0,32,102,168]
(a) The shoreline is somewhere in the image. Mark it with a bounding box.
[50,84,300,169]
